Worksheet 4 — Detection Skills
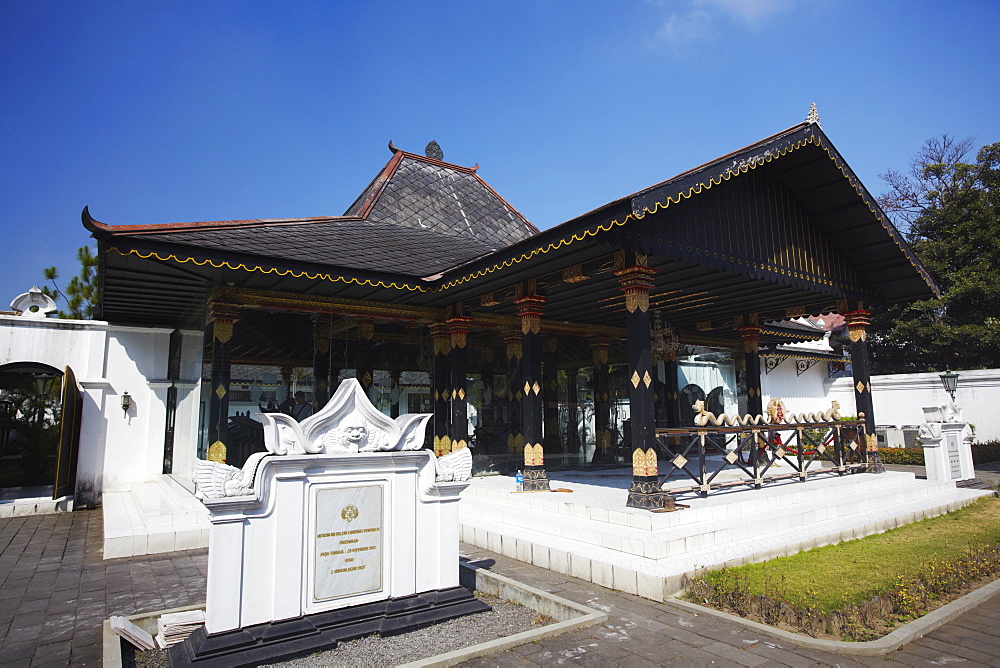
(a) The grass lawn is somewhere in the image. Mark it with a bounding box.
[700,496,1000,613]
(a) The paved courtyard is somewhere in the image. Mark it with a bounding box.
[1,493,999,666]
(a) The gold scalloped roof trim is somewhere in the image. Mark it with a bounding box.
[107,247,430,292]
[107,130,935,297]
[438,132,936,295]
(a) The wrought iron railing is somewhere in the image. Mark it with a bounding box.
[652,401,880,498]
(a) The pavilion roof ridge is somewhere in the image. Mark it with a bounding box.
[82,206,362,237]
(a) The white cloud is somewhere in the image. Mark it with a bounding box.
[649,0,796,48]
[699,0,794,26]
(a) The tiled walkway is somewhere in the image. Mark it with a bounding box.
[1,507,998,666]
[460,544,1000,666]
[0,511,206,666]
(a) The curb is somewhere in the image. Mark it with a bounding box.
[102,563,606,667]
[666,577,1000,655]
[401,562,607,667]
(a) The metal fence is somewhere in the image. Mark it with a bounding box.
[653,418,876,498]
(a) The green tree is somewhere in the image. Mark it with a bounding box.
[41,246,99,319]
[869,137,1000,373]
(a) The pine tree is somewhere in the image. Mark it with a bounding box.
[41,246,99,319]
[870,138,1000,373]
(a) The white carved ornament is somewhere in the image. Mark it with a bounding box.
[10,286,57,318]
[193,379,468,499]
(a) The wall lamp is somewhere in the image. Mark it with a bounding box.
[121,391,132,415]
[939,366,959,402]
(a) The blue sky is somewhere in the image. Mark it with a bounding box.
[1,0,997,306]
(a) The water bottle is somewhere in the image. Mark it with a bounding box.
[515,470,524,492]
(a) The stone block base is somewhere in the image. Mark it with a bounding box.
[626,476,675,510]
[523,466,550,492]
[169,586,489,666]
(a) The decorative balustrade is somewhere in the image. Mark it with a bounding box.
[651,399,882,499]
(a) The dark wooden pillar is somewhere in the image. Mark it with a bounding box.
[207,306,238,463]
[503,330,523,455]
[313,315,331,409]
[516,295,549,491]
[542,337,561,453]
[845,304,882,471]
[566,367,580,456]
[356,319,374,395]
[664,354,681,427]
[616,261,657,455]
[389,370,401,418]
[447,315,472,452]
[738,317,763,417]
[845,307,875,427]
[430,323,451,456]
[479,347,496,453]
[590,338,612,462]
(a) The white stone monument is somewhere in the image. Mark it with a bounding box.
[918,402,975,482]
[171,379,483,666]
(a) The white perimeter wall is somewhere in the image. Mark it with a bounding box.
[0,315,203,506]
[829,369,1000,441]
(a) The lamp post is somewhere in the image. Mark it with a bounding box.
[939,366,959,403]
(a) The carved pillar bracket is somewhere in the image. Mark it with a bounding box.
[618,266,657,459]
[614,265,657,314]
[738,322,764,417]
[430,323,452,457]
[515,295,547,476]
[207,305,240,463]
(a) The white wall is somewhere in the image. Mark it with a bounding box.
[829,369,1000,441]
[0,315,203,506]
[761,358,838,416]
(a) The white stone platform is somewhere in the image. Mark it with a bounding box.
[0,486,73,517]
[459,468,993,601]
[102,475,209,559]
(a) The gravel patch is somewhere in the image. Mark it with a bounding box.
[123,592,548,667]
[270,592,549,666]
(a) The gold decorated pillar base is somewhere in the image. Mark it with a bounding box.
[626,448,675,511]
[522,443,550,492]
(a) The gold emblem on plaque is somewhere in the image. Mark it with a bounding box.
[341,505,359,522]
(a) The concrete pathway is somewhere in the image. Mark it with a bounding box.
[459,543,1000,666]
[0,491,998,666]
[0,511,206,667]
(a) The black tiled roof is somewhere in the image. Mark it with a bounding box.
[139,218,496,277]
[92,150,537,279]
[353,156,536,250]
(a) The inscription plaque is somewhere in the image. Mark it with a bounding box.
[313,485,384,602]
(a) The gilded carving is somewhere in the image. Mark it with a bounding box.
[357,320,375,340]
[215,384,227,400]
[514,296,546,335]
[480,292,500,307]
[524,443,545,467]
[207,441,227,463]
[632,448,657,477]
[213,318,234,344]
[562,264,588,283]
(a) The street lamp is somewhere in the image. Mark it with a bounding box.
[939,366,959,402]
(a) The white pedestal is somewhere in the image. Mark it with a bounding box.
[921,422,974,482]
[202,451,468,634]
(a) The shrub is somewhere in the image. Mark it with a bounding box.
[973,440,1000,465]
[686,540,1000,641]
[877,448,925,465]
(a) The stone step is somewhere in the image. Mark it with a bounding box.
[459,472,993,602]
[102,477,209,559]
[461,472,955,551]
